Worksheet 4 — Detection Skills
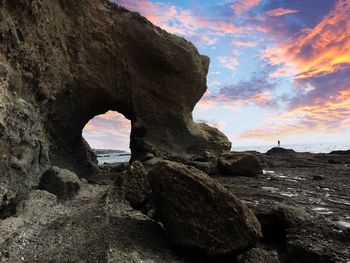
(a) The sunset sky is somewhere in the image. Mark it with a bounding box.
[83,0,350,150]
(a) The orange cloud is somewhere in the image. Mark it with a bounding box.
[264,0,350,79]
[238,88,350,139]
[266,8,299,17]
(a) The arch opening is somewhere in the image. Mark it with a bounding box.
[83,110,132,164]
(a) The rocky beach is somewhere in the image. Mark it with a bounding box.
[0,0,349,262]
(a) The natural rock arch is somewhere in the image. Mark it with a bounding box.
[83,111,131,152]
[0,0,231,201]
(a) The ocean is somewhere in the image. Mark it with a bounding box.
[97,142,349,164]
[232,142,350,154]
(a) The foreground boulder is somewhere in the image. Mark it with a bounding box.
[217,153,262,177]
[39,167,81,199]
[148,161,262,260]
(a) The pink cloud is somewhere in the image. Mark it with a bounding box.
[83,111,131,150]
[218,56,239,71]
[265,8,299,17]
[238,88,350,140]
[231,0,260,15]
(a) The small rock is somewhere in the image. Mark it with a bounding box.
[218,153,262,177]
[238,248,280,263]
[313,175,325,181]
[148,161,262,260]
[39,166,81,199]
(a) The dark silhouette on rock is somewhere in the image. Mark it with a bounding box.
[330,150,350,155]
[266,147,296,155]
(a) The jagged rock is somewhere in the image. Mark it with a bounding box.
[238,248,280,263]
[148,161,262,260]
[217,153,262,177]
[121,161,152,209]
[0,0,231,204]
[313,175,325,181]
[266,147,296,155]
[39,166,81,199]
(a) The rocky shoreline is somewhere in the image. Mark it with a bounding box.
[0,0,349,262]
[1,148,349,262]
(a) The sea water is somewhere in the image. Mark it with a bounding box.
[232,142,350,154]
[98,142,349,164]
[97,152,131,164]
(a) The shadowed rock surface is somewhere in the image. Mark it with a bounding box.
[148,161,262,261]
[0,0,231,205]
[218,153,262,177]
[39,166,81,199]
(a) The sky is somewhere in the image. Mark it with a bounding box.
[83,0,350,150]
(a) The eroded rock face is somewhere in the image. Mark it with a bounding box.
[0,0,231,201]
[148,161,262,260]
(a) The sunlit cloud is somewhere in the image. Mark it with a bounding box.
[196,119,226,131]
[265,8,299,17]
[232,40,258,47]
[231,0,260,15]
[218,56,239,71]
[238,88,350,139]
[113,0,243,45]
[264,0,350,79]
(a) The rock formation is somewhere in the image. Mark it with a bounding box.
[0,0,231,206]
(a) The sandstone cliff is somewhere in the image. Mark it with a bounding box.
[0,0,231,205]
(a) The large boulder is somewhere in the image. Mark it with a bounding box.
[39,166,81,199]
[148,161,262,260]
[217,153,262,177]
[0,0,231,204]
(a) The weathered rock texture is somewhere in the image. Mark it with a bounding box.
[0,0,231,204]
[148,161,262,260]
